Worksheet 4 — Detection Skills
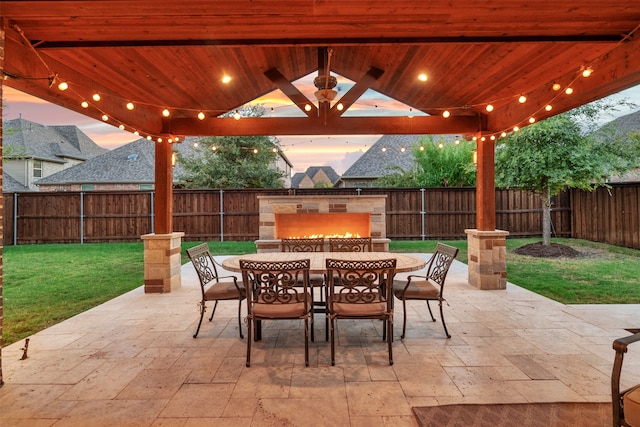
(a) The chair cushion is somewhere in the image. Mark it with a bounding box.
[204,280,244,300]
[392,279,439,300]
[332,301,387,317]
[252,292,312,318]
[625,384,640,427]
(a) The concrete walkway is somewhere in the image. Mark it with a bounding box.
[1,254,639,426]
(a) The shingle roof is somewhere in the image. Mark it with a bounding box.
[3,118,108,163]
[35,138,156,185]
[341,135,423,178]
[3,172,30,192]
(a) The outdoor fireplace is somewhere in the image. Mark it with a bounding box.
[257,195,389,252]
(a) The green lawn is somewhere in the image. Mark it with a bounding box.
[2,238,639,346]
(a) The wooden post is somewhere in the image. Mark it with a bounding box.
[0,24,5,387]
[476,136,496,230]
[140,138,182,293]
[154,139,173,234]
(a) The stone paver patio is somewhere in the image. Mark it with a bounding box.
[1,254,639,426]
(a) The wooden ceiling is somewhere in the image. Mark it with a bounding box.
[2,1,640,140]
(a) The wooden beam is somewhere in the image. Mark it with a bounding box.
[165,115,482,136]
[34,35,626,49]
[331,66,384,117]
[263,68,317,117]
[488,33,640,132]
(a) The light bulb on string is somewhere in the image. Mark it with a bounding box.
[486,104,494,112]
[92,93,101,102]
[545,104,553,111]
[518,95,527,103]
[233,110,241,120]
[81,101,89,108]
[162,109,171,117]
[126,102,135,110]
[57,81,69,91]
[443,110,450,118]
[197,112,205,120]
[101,114,109,121]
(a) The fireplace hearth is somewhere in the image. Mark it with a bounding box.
[257,195,389,252]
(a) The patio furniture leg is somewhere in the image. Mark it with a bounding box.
[208,300,218,321]
[246,317,252,367]
[193,302,206,338]
[388,317,394,365]
[237,299,244,339]
[426,300,436,321]
[439,300,451,338]
[330,316,336,366]
[401,299,407,339]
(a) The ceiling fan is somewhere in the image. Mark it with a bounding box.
[314,48,338,103]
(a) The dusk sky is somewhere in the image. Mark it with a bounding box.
[3,74,639,175]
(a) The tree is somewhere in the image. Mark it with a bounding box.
[495,101,640,245]
[177,106,286,188]
[376,136,476,187]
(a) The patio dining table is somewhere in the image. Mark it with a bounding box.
[221,251,426,274]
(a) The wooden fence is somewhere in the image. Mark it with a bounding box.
[2,184,638,249]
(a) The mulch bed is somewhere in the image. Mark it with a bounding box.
[513,242,582,258]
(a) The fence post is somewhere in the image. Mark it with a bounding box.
[219,189,224,242]
[356,188,361,195]
[13,193,18,246]
[150,192,155,234]
[80,192,84,244]
[420,188,426,241]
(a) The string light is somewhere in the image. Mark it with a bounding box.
[582,67,593,78]
[304,104,312,112]
[485,104,494,112]
[101,114,108,121]
[518,95,527,103]
[126,102,135,110]
[233,110,241,120]
[336,103,344,111]
[92,93,101,101]
[221,75,232,84]
[197,112,205,120]
[57,81,69,91]
[565,87,574,95]
[552,83,562,91]
[81,101,89,108]
[118,124,125,130]
[162,109,170,117]
[443,110,450,118]
[418,73,428,82]
[545,104,553,111]
[529,117,536,123]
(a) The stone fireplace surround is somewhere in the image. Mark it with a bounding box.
[256,195,389,253]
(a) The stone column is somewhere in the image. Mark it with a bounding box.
[465,229,509,290]
[141,232,184,293]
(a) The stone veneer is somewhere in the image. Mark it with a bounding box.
[141,232,184,293]
[257,195,389,253]
[465,229,509,290]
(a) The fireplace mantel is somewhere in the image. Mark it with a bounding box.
[256,195,389,252]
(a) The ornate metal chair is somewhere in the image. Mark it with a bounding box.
[281,237,325,252]
[392,243,458,339]
[186,243,246,339]
[325,258,396,366]
[612,331,640,426]
[328,237,372,252]
[240,258,313,367]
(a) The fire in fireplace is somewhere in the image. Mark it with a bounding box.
[275,213,370,239]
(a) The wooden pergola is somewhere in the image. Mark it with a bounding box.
[1,1,639,308]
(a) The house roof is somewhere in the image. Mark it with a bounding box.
[3,2,640,142]
[3,118,108,163]
[35,138,155,185]
[340,135,423,180]
[2,171,30,192]
[291,166,340,188]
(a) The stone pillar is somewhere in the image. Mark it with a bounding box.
[465,229,509,290]
[141,232,184,293]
